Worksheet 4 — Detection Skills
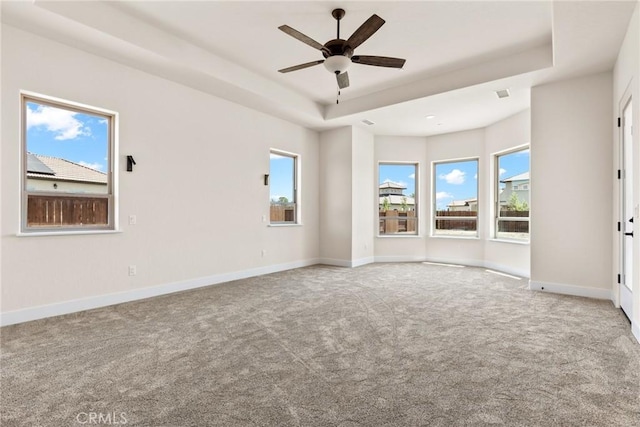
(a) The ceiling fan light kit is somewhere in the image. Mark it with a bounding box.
[278,8,406,90]
[323,55,351,74]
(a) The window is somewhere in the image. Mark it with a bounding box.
[379,163,417,235]
[433,159,478,237]
[496,147,530,240]
[22,93,116,232]
[269,150,298,224]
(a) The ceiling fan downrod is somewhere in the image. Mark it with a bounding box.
[332,8,345,39]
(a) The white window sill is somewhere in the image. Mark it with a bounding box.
[430,235,480,240]
[268,223,303,227]
[17,229,122,237]
[489,238,530,245]
[377,234,422,238]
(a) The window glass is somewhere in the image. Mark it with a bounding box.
[379,163,417,235]
[23,95,114,230]
[496,148,530,240]
[270,151,297,224]
[433,159,478,237]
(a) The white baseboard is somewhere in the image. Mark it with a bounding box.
[0,258,320,327]
[528,280,613,300]
[632,322,640,345]
[374,255,428,263]
[351,257,375,268]
[483,261,529,279]
[318,258,353,268]
[319,257,374,268]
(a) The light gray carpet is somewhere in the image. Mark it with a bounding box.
[1,263,639,426]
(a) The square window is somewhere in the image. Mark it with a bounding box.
[433,159,478,237]
[22,94,116,232]
[269,150,298,224]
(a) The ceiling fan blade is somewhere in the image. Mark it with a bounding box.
[337,71,350,89]
[278,60,325,73]
[347,14,385,49]
[352,55,406,68]
[278,25,326,51]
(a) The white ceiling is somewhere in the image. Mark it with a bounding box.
[2,1,637,136]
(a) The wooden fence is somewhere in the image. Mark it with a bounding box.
[270,204,295,222]
[498,210,529,233]
[434,210,530,232]
[435,210,477,231]
[379,210,416,234]
[27,194,109,227]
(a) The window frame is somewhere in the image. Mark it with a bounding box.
[20,92,118,234]
[377,162,419,237]
[494,146,530,242]
[269,149,300,226]
[432,157,479,238]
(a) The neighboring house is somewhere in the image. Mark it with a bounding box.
[499,172,530,207]
[26,153,107,194]
[447,198,478,212]
[379,181,415,211]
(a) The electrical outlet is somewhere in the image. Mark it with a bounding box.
[262,215,266,222]
[261,249,267,257]
[129,215,137,225]
[128,265,137,276]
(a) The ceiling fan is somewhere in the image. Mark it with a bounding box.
[278,8,406,90]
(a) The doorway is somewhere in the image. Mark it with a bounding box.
[620,95,633,320]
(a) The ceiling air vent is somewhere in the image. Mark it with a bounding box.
[495,89,510,99]
[362,119,375,126]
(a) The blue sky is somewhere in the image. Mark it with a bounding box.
[379,164,416,196]
[379,152,529,210]
[26,101,109,172]
[434,160,478,209]
[270,153,295,202]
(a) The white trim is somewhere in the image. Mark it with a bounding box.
[375,255,428,263]
[483,261,529,279]
[0,258,320,327]
[632,322,640,345]
[351,257,375,268]
[17,230,123,237]
[318,257,375,268]
[529,280,613,300]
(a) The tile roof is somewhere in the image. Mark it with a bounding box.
[379,181,406,189]
[27,154,107,184]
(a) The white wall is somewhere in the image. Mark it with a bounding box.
[424,129,486,265]
[484,110,531,277]
[351,126,375,265]
[1,26,320,324]
[530,72,613,299]
[319,127,352,265]
[374,136,428,262]
[613,2,640,341]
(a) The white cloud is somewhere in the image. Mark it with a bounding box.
[78,161,103,171]
[409,173,415,179]
[435,191,454,200]
[474,173,478,180]
[270,153,285,159]
[439,169,465,185]
[499,168,507,176]
[26,104,91,140]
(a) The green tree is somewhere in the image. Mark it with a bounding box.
[278,196,289,204]
[382,197,390,212]
[506,192,528,211]
[401,196,408,212]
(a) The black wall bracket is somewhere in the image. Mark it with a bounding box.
[264,174,269,186]
[126,155,136,172]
